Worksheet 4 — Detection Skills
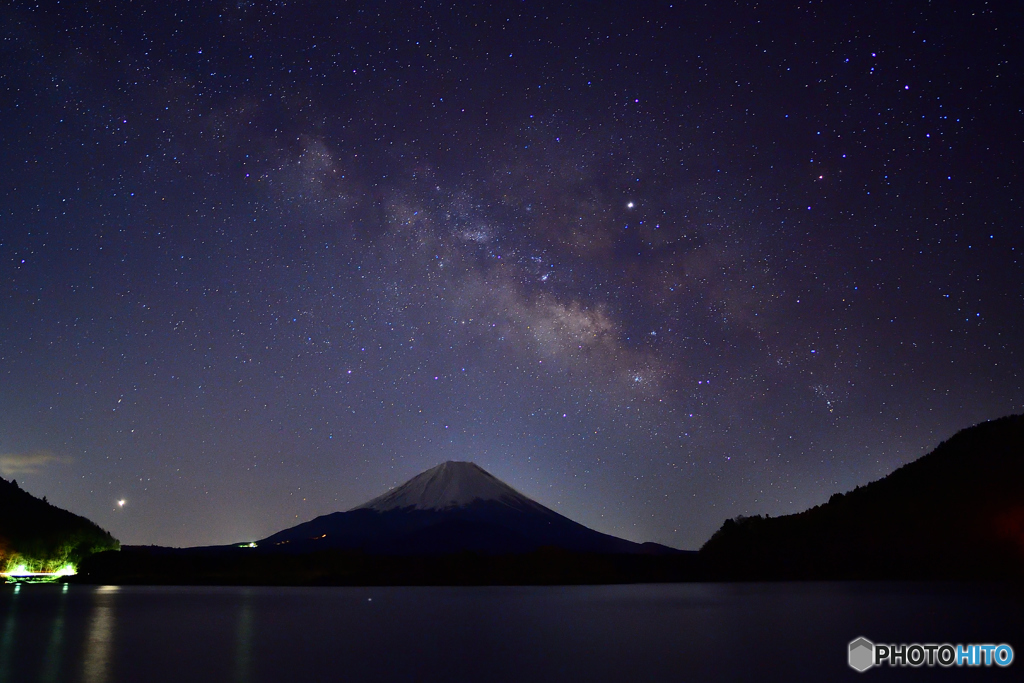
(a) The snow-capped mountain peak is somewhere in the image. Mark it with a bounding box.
[353,461,539,512]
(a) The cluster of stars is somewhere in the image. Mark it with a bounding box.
[0,0,1019,550]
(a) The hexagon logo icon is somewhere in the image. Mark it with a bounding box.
[849,637,875,672]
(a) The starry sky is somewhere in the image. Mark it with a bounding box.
[1,0,1022,550]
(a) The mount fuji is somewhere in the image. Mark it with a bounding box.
[260,462,674,555]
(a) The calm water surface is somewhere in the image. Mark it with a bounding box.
[1,582,1021,682]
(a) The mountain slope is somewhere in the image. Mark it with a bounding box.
[78,460,690,585]
[260,461,662,555]
[700,414,1024,579]
[0,477,120,573]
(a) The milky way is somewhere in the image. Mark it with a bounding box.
[1,1,1021,548]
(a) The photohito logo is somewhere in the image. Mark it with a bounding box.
[848,637,1014,672]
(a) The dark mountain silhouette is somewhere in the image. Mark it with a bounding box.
[77,462,694,585]
[0,477,119,573]
[76,415,1024,585]
[261,461,673,555]
[700,414,1024,579]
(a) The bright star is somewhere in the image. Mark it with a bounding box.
[626,201,635,209]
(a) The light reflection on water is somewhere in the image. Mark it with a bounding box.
[0,582,1019,682]
[39,583,69,683]
[0,584,18,683]
[82,586,119,683]
[234,590,253,683]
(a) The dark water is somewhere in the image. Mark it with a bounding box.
[1,582,1021,682]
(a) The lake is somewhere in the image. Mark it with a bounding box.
[1,582,1021,682]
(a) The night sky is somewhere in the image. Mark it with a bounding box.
[2,1,1021,550]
